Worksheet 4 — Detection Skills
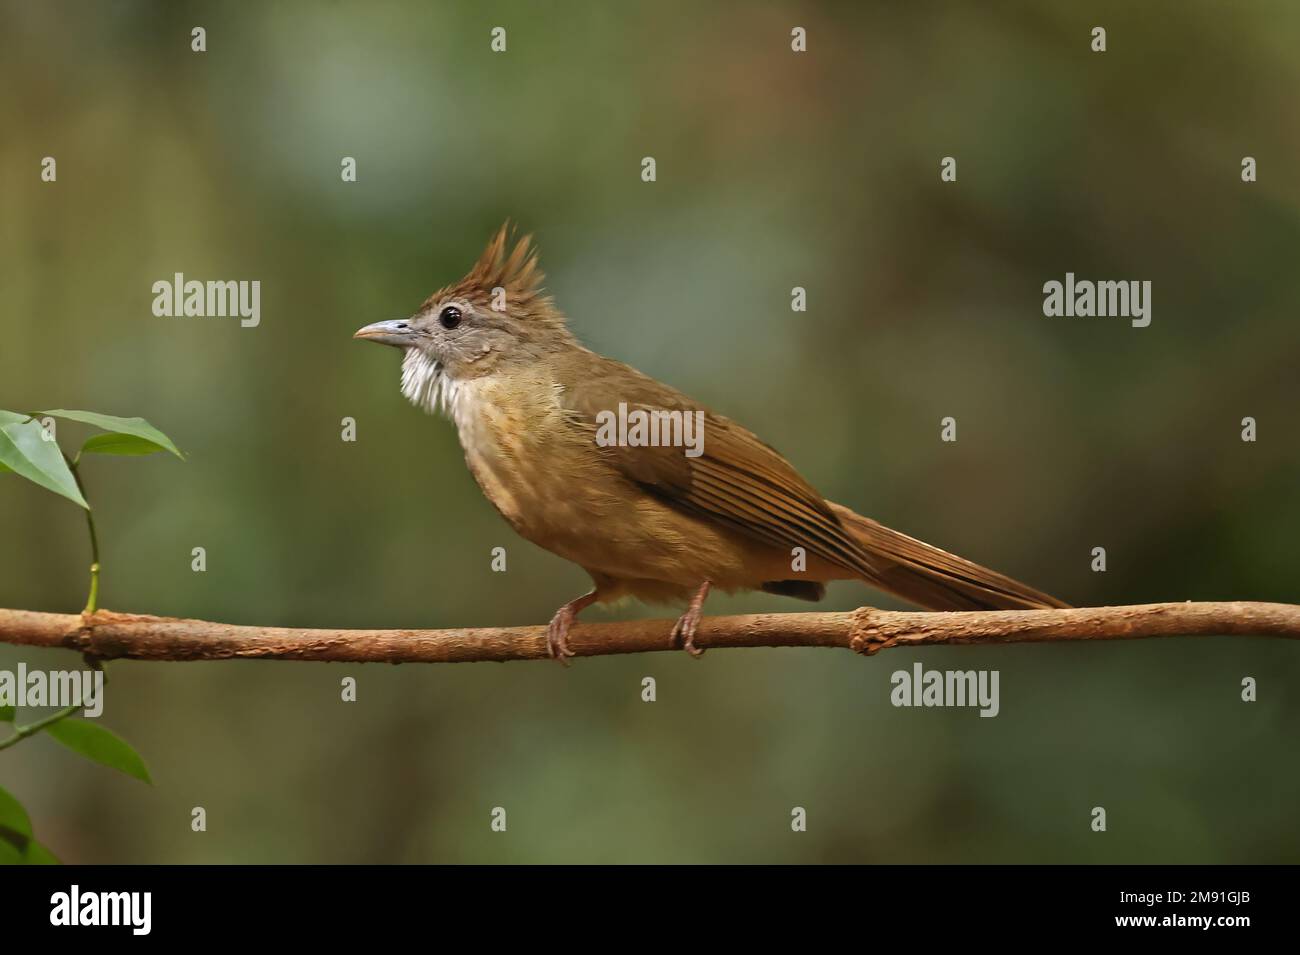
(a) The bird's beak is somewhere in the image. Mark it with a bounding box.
[353,319,416,347]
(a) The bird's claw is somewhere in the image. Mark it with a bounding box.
[670,606,706,658]
[547,606,577,666]
[544,590,599,667]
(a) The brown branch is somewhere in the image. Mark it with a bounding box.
[0,602,1296,664]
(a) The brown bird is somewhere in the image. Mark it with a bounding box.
[355,224,1068,662]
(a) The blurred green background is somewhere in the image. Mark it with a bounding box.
[1,0,1297,863]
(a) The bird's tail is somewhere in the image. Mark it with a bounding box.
[829,502,1070,611]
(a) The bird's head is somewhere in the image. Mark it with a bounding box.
[354,222,573,415]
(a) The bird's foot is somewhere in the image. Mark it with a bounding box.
[546,591,597,666]
[670,580,712,658]
[547,607,576,665]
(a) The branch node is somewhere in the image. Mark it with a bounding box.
[70,610,95,653]
[849,607,893,656]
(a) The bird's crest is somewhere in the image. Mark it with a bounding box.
[470,221,543,294]
[433,221,556,320]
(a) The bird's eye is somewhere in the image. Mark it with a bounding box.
[438,306,462,330]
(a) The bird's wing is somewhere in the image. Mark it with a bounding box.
[559,357,881,579]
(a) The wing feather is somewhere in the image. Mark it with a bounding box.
[560,357,879,579]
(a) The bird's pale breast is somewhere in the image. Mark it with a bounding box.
[446,372,812,602]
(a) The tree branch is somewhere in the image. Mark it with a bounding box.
[0,602,1296,664]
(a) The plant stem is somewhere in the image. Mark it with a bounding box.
[0,451,109,753]
[68,455,100,615]
[0,702,82,751]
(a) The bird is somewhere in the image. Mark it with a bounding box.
[355,224,1068,663]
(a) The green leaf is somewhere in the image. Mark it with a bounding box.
[0,704,14,722]
[0,413,25,470]
[0,789,59,864]
[0,418,87,507]
[0,786,32,839]
[21,839,60,865]
[0,835,24,865]
[40,410,184,461]
[81,433,170,457]
[44,719,151,783]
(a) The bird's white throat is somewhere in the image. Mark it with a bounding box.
[400,348,459,418]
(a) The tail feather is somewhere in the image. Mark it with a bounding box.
[829,502,1070,611]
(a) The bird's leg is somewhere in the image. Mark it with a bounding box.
[670,580,712,658]
[546,590,598,665]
